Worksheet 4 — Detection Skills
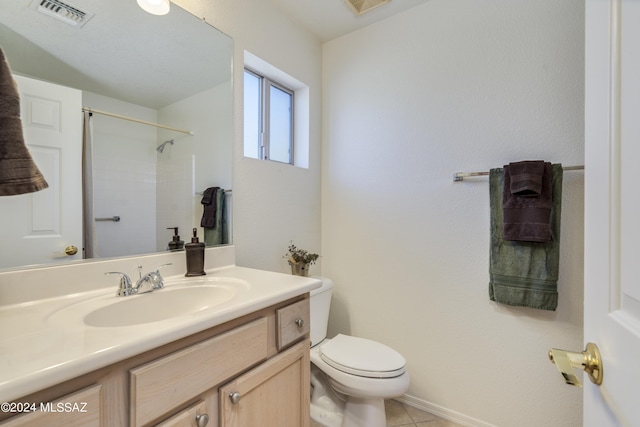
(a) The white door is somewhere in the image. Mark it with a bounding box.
[0,75,83,269]
[584,0,640,425]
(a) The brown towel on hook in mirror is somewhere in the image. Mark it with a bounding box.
[0,47,48,196]
[503,161,552,242]
[200,186,220,228]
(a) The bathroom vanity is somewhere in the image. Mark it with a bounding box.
[0,247,317,427]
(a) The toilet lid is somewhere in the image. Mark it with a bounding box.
[319,334,406,378]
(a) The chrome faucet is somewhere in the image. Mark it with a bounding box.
[105,263,172,297]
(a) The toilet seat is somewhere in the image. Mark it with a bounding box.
[319,334,406,379]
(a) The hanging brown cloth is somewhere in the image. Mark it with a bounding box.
[0,47,48,196]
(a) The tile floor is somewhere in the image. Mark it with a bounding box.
[311,399,465,427]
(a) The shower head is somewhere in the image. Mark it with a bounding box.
[156,139,174,153]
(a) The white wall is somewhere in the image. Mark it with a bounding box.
[322,1,584,426]
[174,0,323,274]
[175,0,584,425]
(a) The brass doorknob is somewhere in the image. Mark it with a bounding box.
[64,245,78,256]
[548,342,603,387]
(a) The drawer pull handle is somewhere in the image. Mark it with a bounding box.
[229,391,241,404]
[196,414,209,427]
[295,318,304,328]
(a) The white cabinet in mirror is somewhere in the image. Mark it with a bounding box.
[0,0,233,271]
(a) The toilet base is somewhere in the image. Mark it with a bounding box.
[342,397,386,427]
[310,395,386,427]
[311,364,344,427]
[310,365,387,427]
[310,398,343,427]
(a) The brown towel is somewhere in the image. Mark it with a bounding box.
[200,186,220,228]
[503,161,552,242]
[0,47,48,195]
[508,160,545,196]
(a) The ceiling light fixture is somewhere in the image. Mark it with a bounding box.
[137,0,170,16]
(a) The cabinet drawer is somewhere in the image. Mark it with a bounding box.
[0,385,101,427]
[155,401,208,427]
[130,317,268,427]
[276,299,310,350]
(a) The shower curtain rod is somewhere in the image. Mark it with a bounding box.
[453,165,584,182]
[82,107,194,135]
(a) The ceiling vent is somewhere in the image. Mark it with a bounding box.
[31,0,94,28]
[344,0,391,15]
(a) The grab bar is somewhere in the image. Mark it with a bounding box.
[95,216,121,222]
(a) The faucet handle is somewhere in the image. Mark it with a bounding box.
[150,263,172,290]
[105,272,134,297]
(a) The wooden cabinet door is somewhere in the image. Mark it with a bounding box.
[219,340,310,427]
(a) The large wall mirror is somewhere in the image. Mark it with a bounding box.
[0,0,233,271]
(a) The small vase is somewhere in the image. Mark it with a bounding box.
[290,262,310,277]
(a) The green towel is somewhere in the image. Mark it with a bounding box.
[203,188,228,246]
[488,164,563,311]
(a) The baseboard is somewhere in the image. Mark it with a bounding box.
[395,394,497,427]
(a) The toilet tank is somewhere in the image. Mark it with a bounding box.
[309,277,333,347]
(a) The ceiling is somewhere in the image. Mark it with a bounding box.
[271,0,432,42]
[0,0,230,109]
[0,0,428,109]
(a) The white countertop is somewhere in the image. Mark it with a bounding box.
[0,265,321,402]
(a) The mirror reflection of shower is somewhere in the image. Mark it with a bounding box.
[156,139,174,153]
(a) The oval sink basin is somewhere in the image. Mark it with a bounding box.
[85,285,235,327]
[47,278,249,328]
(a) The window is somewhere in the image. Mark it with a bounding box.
[244,68,294,164]
[243,51,310,168]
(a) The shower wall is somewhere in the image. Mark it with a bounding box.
[157,82,233,249]
[85,82,231,257]
[84,91,158,257]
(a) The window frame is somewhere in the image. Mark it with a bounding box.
[244,67,295,165]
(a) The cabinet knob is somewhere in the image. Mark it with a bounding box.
[195,414,209,427]
[295,318,304,328]
[229,391,241,404]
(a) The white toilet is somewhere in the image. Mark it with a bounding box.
[309,277,410,427]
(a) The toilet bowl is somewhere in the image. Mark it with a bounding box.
[309,277,410,427]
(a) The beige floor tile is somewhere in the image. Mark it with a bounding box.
[384,399,414,426]
[416,420,465,427]
[312,399,464,427]
[403,403,440,423]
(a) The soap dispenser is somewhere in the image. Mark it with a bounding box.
[185,228,206,276]
[167,227,184,251]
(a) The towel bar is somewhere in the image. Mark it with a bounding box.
[195,189,232,195]
[453,165,584,182]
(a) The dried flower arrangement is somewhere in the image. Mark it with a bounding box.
[284,242,319,266]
